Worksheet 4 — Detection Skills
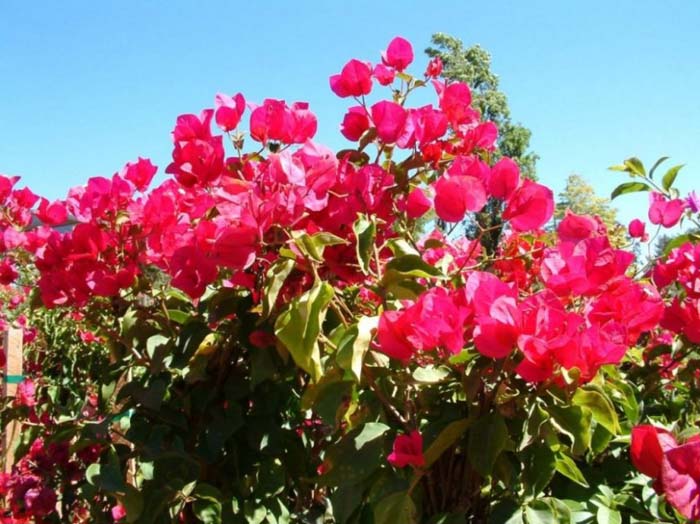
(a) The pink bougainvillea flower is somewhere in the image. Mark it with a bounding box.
[662,440,700,520]
[35,197,67,226]
[214,92,245,131]
[556,211,601,244]
[434,175,487,222]
[121,157,158,192]
[425,56,443,78]
[15,378,37,408]
[111,504,127,521]
[23,485,57,517]
[628,218,647,239]
[370,100,407,143]
[416,106,448,146]
[0,174,20,202]
[388,430,425,468]
[474,295,520,358]
[329,59,373,98]
[405,187,431,219]
[503,180,554,231]
[377,309,416,361]
[382,36,414,72]
[372,63,395,86]
[687,190,700,213]
[376,288,469,361]
[435,80,472,126]
[166,110,224,187]
[340,106,370,141]
[169,246,218,299]
[631,424,700,519]
[249,99,317,145]
[648,191,686,227]
[630,425,677,489]
[487,158,520,200]
[0,258,18,285]
[249,99,287,143]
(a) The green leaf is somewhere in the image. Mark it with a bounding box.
[384,254,443,279]
[525,498,572,524]
[548,405,592,455]
[662,232,700,256]
[274,279,334,382]
[318,422,389,486]
[520,402,549,450]
[86,462,126,494]
[353,215,376,275]
[354,422,390,449]
[554,453,589,487]
[374,491,417,524]
[522,445,556,497]
[167,309,190,325]
[610,181,649,200]
[489,500,525,524]
[572,386,620,434]
[387,238,419,257]
[262,258,295,318]
[336,316,378,382]
[428,513,467,524]
[624,157,646,176]
[467,413,508,477]
[412,365,450,384]
[662,164,684,191]
[424,418,473,468]
[608,378,640,424]
[292,231,348,262]
[118,485,144,523]
[596,506,621,524]
[648,156,669,179]
[591,424,613,455]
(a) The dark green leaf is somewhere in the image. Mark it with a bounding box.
[662,232,700,256]
[548,405,591,455]
[318,423,389,486]
[525,498,572,524]
[572,386,620,434]
[118,484,143,523]
[424,418,472,468]
[85,462,126,494]
[522,445,556,497]
[520,402,549,450]
[662,164,684,191]
[610,182,649,200]
[384,254,443,279]
[554,453,589,487]
[167,309,190,325]
[467,413,508,477]
[374,491,417,524]
[624,157,646,176]
[293,231,348,262]
[353,215,376,275]
[648,156,669,179]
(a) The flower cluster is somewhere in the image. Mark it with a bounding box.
[0,36,699,523]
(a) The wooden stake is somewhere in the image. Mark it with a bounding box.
[2,327,23,473]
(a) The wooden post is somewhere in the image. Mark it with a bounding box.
[2,327,23,473]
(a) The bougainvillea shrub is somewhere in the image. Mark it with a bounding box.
[1,37,700,523]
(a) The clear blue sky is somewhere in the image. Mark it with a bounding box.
[1,0,698,227]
